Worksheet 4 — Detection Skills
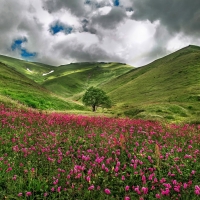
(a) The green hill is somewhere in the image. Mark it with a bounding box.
[101,45,200,122]
[0,55,133,100]
[0,62,85,111]
[42,62,133,99]
[1,45,200,122]
[0,55,54,83]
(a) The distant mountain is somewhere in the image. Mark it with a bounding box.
[101,45,200,122]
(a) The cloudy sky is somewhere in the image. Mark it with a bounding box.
[1,0,200,67]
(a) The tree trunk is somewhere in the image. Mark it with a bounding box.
[92,104,96,112]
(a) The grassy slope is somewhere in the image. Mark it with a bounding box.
[101,45,200,122]
[0,55,54,83]
[0,55,133,99]
[0,62,85,110]
[42,62,133,99]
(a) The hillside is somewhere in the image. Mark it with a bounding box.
[0,55,54,83]
[0,62,85,110]
[1,45,200,122]
[101,45,200,122]
[42,62,133,99]
[0,55,133,99]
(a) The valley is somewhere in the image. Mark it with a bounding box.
[1,45,200,123]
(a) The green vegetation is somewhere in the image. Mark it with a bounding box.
[1,45,200,122]
[101,45,200,122]
[0,55,54,83]
[82,87,111,111]
[0,62,85,111]
[42,62,132,99]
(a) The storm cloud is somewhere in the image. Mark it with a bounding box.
[132,0,200,36]
[0,0,200,67]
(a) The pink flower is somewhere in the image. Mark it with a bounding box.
[142,175,146,184]
[88,185,95,190]
[142,187,148,194]
[86,176,91,182]
[195,185,200,195]
[53,179,58,185]
[122,175,125,181]
[105,188,111,195]
[125,185,130,191]
[97,186,101,190]
[191,170,196,175]
[18,193,23,197]
[183,183,188,189]
[44,193,48,197]
[12,175,17,180]
[26,192,32,196]
[124,196,130,200]
[57,186,61,192]
[6,167,12,172]
[155,194,161,199]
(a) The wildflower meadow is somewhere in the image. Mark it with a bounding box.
[0,104,199,199]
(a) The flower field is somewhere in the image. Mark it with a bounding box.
[0,104,199,199]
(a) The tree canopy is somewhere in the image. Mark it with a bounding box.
[82,87,111,112]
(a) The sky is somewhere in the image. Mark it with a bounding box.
[1,0,200,67]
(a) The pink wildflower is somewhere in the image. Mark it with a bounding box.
[18,193,23,197]
[57,186,61,192]
[155,194,161,199]
[26,192,32,196]
[105,188,111,195]
[88,185,95,190]
[125,185,130,191]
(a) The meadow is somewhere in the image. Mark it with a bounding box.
[0,103,199,199]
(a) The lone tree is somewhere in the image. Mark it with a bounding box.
[82,87,111,112]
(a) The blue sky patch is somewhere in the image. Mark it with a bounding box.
[113,0,120,6]
[11,38,27,51]
[50,21,73,35]
[21,49,37,58]
[11,38,37,59]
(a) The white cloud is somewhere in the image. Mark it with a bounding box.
[0,0,200,67]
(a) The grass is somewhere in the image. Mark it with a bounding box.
[0,104,199,199]
[0,62,85,111]
[101,45,200,122]
[1,45,200,123]
[0,55,54,83]
[42,62,133,99]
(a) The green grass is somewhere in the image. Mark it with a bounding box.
[101,45,200,122]
[42,62,133,99]
[0,55,54,83]
[0,62,85,111]
[1,45,200,122]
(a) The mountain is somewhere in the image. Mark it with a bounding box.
[42,62,133,99]
[101,45,200,122]
[0,55,54,83]
[1,45,200,122]
[0,62,84,110]
[0,55,133,99]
